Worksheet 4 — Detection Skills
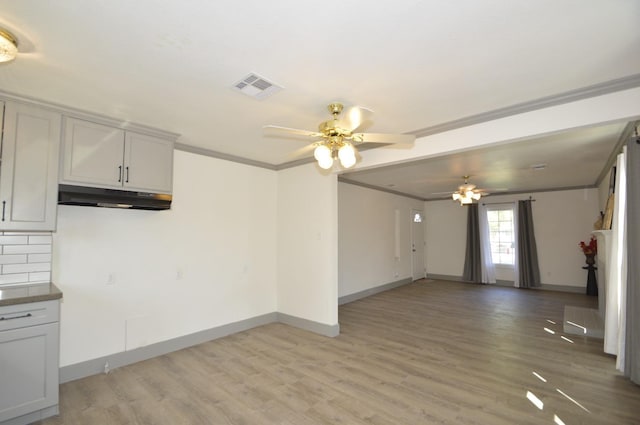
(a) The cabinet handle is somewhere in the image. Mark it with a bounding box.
[0,313,32,321]
[118,165,122,183]
[1,200,5,221]
[125,166,129,183]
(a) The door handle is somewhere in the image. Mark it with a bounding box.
[1,200,5,221]
[118,165,122,182]
[125,166,129,183]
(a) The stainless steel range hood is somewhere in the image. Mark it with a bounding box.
[58,184,172,210]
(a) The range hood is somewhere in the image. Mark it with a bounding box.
[58,184,172,210]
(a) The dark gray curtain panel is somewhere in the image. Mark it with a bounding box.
[462,204,481,282]
[517,200,541,288]
[625,136,639,385]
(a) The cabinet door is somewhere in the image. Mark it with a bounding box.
[0,322,59,422]
[0,102,61,231]
[60,117,125,189]
[124,132,173,194]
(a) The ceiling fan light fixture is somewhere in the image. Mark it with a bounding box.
[317,156,334,170]
[452,175,484,205]
[314,144,331,162]
[339,154,356,169]
[338,143,356,168]
[0,29,18,63]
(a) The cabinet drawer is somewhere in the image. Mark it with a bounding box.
[0,300,59,332]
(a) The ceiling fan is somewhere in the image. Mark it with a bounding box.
[264,102,415,169]
[447,175,501,205]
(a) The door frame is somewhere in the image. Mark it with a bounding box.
[411,209,425,281]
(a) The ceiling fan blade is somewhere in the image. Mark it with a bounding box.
[263,125,322,139]
[476,186,511,194]
[341,106,374,132]
[431,191,455,196]
[352,132,416,144]
[291,143,318,158]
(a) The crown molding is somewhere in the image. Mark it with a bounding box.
[595,120,637,187]
[410,73,640,139]
[0,89,180,140]
[338,176,426,201]
[175,142,277,170]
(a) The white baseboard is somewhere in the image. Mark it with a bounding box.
[59,311,338,383]
[427,274,586,293]
[338,277,412,305]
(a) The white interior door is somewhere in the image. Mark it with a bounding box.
[411,209,425,281]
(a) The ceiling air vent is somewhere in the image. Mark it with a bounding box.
[232,73,283,100]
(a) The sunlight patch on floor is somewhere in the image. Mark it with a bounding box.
[526,391,544,410]
[554,414,567,425]
[565,320,587,334]
[532,371,547,383]
[556,389,591,413]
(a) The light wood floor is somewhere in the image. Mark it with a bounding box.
[37,280,640,425]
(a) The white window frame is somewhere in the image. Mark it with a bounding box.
[486,205,516,267]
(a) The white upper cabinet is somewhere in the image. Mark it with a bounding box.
[124,132,173,193]
[61,117,173,194]
[0,101,62,231]
[61,118,125,189]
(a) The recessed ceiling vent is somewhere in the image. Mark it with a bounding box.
[232,73,283,100]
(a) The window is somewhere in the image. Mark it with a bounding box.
[487,208,515,265]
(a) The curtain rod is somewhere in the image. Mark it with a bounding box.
[482,196,536,205]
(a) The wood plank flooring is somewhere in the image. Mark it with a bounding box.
[37,280,640,424]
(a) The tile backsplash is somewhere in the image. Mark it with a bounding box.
[0,232,52,286]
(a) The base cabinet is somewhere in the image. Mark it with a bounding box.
[0,301,60,425]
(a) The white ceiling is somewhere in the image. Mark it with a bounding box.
[1,1,639,191]
[340,121,629,200]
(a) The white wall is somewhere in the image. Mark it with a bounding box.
[277,163,338,327]
[50,86,640,368]
[532,189,599,287]
[53,151,278,367]
[424,200,468,277]
[338,183,424,297]
[424,188,600,288]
